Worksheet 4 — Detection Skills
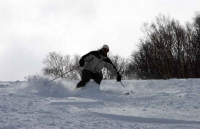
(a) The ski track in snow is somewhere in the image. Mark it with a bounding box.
[0,76,200,129]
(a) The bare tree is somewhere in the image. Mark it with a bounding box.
[69,54,82,80]
[129,14,189,79]
[43,52,82,80]
[43,52,71,78]
[128,13,200,79]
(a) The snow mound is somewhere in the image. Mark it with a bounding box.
[23,75,102,98]
[25,75,74,98]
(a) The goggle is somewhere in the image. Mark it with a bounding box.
[103,48,109,53]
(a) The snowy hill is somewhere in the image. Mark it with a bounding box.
[0,76,200,129]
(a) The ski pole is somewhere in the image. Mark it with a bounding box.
[44,66,80,85]
[119,81,129,95]
[119,81,126,89]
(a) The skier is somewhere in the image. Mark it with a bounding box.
[76,45,121,88]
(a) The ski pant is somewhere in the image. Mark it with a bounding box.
[76,69,103,88]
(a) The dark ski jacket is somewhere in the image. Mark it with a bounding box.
[80,49,119,76]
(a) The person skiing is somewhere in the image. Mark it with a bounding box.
[76,44,121,88]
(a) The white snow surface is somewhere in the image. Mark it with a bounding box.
[1,76,200,129]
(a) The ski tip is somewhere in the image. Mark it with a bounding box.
[125,93,129,95]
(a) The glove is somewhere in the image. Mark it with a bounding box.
[79,60,85,67]
[117,74,121,82]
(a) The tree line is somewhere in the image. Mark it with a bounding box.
[42,52,129,80]
[43,12,200,79]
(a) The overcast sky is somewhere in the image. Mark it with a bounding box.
[1,0,200,81]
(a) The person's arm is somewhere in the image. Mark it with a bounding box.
[79,51,95,67]
[104,58,121,81]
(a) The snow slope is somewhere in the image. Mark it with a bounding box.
[0,76,200,129]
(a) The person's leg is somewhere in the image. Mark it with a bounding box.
[76,70,91,88]
[92,72,103,85]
